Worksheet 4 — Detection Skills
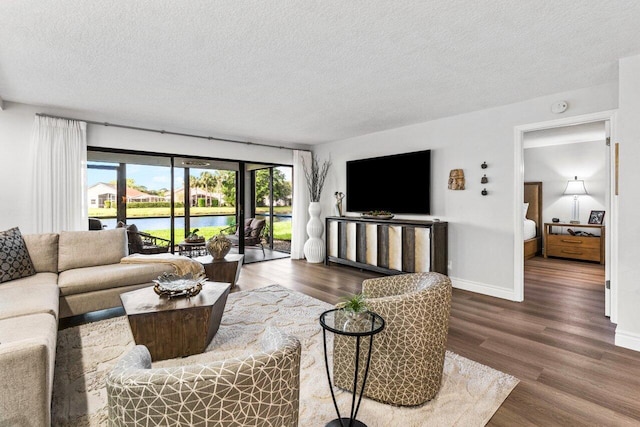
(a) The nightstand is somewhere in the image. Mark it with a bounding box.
[543,223,605,264]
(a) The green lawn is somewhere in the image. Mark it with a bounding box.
[89,206,292,218]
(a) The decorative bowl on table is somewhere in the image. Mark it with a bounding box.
[361,211,394,220]
[152,272,207,298]
[184,236,205,243]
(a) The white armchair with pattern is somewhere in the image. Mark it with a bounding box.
[106,327,301,427]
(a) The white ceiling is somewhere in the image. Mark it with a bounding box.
[1,1,640,146]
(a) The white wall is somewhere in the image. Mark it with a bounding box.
[524,140,607,226]
[314,83,618,300]
[0,102,295,234]
[0,104,35,232]
[616,54,640,351]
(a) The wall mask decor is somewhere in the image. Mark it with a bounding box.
[448,169,465,190]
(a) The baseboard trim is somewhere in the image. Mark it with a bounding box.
[615,328,640,352]
[450,277,518,301]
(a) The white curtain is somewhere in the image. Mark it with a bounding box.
[31,116,87,233]
[290,150,311,259]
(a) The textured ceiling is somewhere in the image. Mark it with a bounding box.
[1,1,640,146]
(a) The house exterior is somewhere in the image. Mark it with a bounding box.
[172,187,223,207]
[87,183,116,208]
[87,183,164,208]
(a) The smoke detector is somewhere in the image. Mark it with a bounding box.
[551,101,568,114]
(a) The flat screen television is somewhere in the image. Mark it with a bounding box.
[346,150,431,214]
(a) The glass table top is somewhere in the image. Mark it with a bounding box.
[319,308,385,337]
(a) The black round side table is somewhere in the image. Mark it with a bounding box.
[319,309,385,427]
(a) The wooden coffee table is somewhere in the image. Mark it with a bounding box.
[193,254,244,288]
[120,281,231,361]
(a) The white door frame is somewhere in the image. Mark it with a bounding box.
[513,110,618,323]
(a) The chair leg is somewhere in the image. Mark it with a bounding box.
[260,242,265,256]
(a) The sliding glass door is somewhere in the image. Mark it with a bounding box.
[87,152,172,243]
[87,149,291,261]
[252,165,292,253]
[173,158,238,243]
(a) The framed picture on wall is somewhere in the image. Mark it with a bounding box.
[588,210,605,225]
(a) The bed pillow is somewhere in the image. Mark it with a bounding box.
[523,202,530,219]
[0,227,37,283]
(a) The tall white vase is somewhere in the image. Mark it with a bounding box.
[304,202,325,263]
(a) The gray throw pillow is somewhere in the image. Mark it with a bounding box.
[0,227,37,283]
[118,222,143,254]
[126,224,144,253]
[250,219,266,237]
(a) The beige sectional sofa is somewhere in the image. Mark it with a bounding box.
[0,228,175,426]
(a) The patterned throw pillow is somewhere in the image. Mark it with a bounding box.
[0,227,37,283]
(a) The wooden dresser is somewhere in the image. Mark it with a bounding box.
[543,222,604,264]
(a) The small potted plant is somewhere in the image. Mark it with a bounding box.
[336,293,369,330]
[185,228,205,243]
[336,293,369,331]
[337,292,367,312]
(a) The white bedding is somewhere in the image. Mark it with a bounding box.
[524,218,537,240]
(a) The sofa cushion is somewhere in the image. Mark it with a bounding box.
[0,281,59,320]
[58,228,128,272]
[0,227,36,283]
[23,233,59,273]
[0,272,58,288]
[0,313,58,427]
[57,262,175,296]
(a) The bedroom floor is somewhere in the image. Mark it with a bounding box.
[524,255,605,292]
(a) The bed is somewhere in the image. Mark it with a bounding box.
[524,181,543,260]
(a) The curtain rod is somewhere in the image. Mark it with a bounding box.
[35,113,310,152]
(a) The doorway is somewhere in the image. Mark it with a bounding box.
[514,111,618,322]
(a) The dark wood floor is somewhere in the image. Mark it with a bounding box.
[230,246,290,264]
[61,255,640,425]
[235,256,640,426]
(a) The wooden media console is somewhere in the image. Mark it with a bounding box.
[325,216,448,275]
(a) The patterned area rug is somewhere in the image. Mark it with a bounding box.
[52,284,518,426]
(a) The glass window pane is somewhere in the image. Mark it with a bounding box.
[125,164,172,242]
[87,162,117,227]
[253,166,292,253]
[274,166,292,253]
[179,168,236,242]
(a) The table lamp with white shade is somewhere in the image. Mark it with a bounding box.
[563,176,588,224]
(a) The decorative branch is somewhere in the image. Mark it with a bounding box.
[302,154,332,202]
